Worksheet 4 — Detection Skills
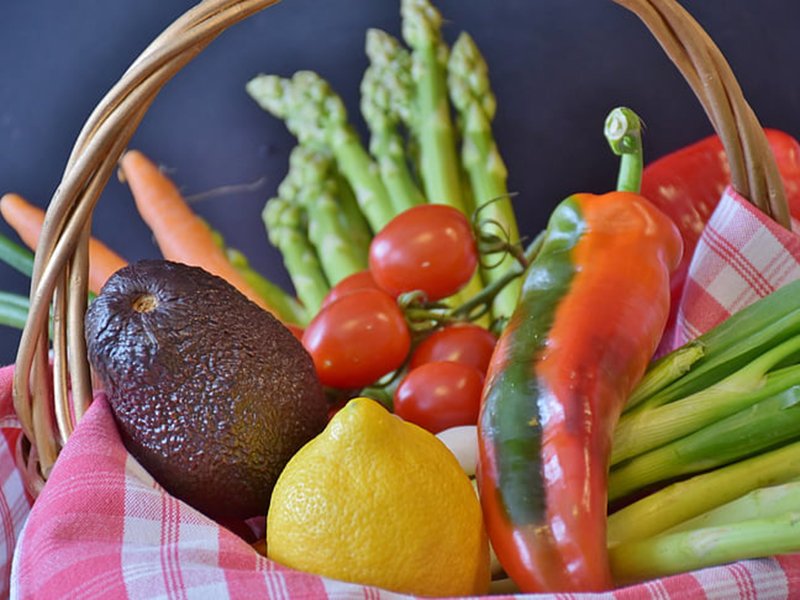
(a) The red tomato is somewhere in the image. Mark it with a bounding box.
[369,204,478,301]
[321,269,380,308]
[302,288,411,389]
[394,361,485,434]
[326,396,350,421]
[410,323,498,374]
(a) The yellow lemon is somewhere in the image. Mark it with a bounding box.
[266,397,491,597]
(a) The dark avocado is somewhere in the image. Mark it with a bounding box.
[84,259,328,521]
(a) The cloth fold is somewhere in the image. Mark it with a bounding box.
[4,186,800,599]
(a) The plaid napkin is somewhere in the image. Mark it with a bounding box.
[4,186,800,599]
[0,368,33,600]
[666,186,800,348]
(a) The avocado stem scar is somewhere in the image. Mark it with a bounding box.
[131,293,158,313]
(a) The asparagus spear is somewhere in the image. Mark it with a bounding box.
[362,28,426,214]
[400,0,467,214]
[447,31,521,321]
[331,168,374,259]
[364,28,416,129]
[262,196,330,315]
[400,1,495,322]
[206,223,309,325]
[607,439,800,547]
[283,145,369,285]
[247,71,395,232]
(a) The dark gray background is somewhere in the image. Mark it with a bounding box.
[2,1,800,365]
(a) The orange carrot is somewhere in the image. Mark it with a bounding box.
[119,150,279,317]
[0,192,128,295]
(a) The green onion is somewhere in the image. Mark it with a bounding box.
[609,376,800,501]
[613,331,800,465]
[607,440,800,547]
[610,511,800,586]
[0,233,35,278]
[624,277,800,414]
[0,291,30,330]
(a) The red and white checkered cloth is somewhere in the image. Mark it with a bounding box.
[0,369,33,600]
[3,186,800,599]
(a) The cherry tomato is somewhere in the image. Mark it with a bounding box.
[410,323,498,374]
[302,288,411,389]
[369,204,478,301]
[394,361,485,434]
[326,396,350,421]
[321,269,380,308]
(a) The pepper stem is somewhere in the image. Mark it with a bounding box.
[605,107,644,193]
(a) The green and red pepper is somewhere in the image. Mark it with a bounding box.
[477,108,682,592]
[477,190,682,592]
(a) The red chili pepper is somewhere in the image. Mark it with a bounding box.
[641,128,800,340]
[477,190,682,592]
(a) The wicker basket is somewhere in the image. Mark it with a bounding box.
[11,0,790,498]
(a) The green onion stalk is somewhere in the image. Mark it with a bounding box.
[610,479,800,585]
[362,28,426,215]
[246,71,395,233]
[607,439,800,548]
[0,291,31,331]
[612,327,800,465]
[624,277,800,415]
[610,510,800,585]
[0,232,35,278]
[666,479,800,533]
[0,233,46,331]
[447,31,521,322]
[609,376,800,501]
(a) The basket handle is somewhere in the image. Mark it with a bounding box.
[11,0,790,496]
[612,0,790,226]
[12,0,282,495]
